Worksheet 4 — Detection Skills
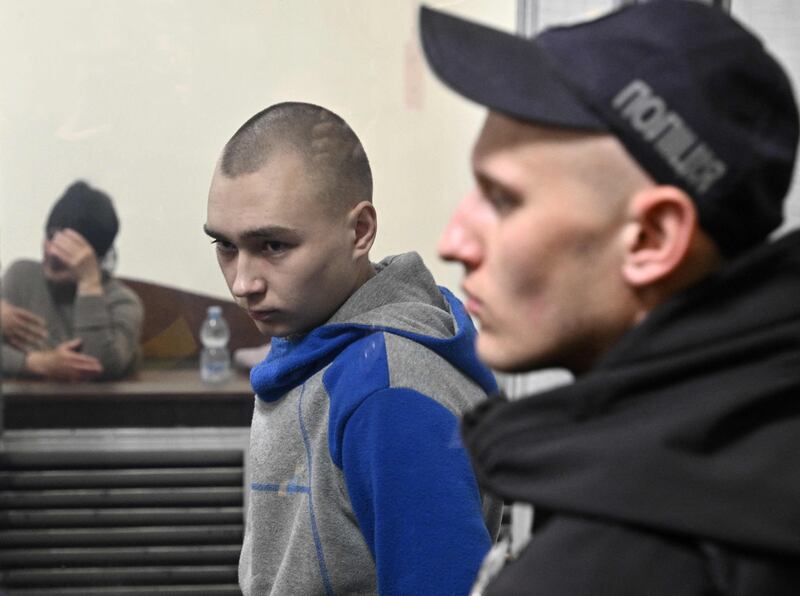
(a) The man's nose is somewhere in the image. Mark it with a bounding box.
[438,190,485,269]
[231,254,266,298]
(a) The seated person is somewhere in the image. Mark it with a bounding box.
[1,181,143,381]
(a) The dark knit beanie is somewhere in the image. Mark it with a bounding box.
[45,181,119,257]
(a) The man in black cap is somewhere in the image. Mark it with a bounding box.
[1,181,143,381]
[420,0,800,594]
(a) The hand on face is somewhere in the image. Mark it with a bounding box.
[0,299,48,351]
[45,228,102,289]
[25,338,104,382]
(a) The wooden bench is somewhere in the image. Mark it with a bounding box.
[118,278,266,365]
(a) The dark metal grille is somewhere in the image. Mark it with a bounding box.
[0,429,248,596]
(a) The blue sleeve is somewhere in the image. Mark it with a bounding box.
[341,387,491,596]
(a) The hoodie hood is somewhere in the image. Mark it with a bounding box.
[251,252,497,402]
[463,230,800,556]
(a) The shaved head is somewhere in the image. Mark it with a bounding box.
[219,102,373,213]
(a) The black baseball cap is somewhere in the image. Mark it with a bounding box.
[420,0,799,256]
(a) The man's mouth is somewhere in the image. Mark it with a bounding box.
[247,309,278,322]
[462,286,484,317]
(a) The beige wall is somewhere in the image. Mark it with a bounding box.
[0,0,514,299]
[2,0,798,302]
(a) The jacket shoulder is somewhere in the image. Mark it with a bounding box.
[323,332,391,410]
[105,278,144,310]
[2,260,45,300]
[3,259,42,282]
[382,331,491,415]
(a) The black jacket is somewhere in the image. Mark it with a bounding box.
[464,230,800,595]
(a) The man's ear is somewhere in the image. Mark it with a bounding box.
[621,185,698,288]
[349,200,377,257]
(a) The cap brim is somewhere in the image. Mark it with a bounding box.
[419,5,606,131]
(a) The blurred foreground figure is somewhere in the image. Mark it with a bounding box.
[1,181,143,381]
[205,102,502,595]
[421,1,800,594]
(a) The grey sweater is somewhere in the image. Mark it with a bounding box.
[1,259,143,379]
[242,252,502,595]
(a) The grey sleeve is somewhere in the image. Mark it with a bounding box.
[72,283,144,379]
[1,261,33,377]
[1,260,29,304]
[1,343,28,377]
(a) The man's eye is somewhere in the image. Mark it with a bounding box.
[212,239,237,254]
[263,241,288,254]
[484,184,522,214]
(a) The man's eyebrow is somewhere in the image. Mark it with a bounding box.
[202,224,300,242]
[203,224,227,241]
[241,226,300,241]
[474,171,519,197]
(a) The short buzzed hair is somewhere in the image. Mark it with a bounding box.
[220,102,373,211]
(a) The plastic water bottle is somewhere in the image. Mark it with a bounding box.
[200,306,231,383]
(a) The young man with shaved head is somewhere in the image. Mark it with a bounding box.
[420,1,800,594]
[205,102,502,595]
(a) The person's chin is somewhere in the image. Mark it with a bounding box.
[252,318,299,339]
[477,333,529,373]
[476,334,504,369]
[252,320,275,337]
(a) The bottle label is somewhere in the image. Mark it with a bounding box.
[201,348,231,383]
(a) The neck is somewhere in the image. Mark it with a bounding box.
[353,257,377,290]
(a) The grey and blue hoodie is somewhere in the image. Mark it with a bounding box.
[239,252,502,596]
